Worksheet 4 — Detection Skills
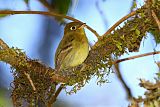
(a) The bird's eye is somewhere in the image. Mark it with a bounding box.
[70,26,76,30]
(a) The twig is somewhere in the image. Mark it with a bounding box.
[0,10,79,22]
[47,84,64,107]
[102,11,137,37]
[54,84,64,100]
[113,51,160,64]
[85,25,100,39]
[139,79,160,90]
[114,63,132,99]
[151,10,160,31]
[0,10,100,39]
[0,38,9,49]
[39,0,101,39]
[24,71,36,91]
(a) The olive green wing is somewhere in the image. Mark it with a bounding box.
[55,34,74,70]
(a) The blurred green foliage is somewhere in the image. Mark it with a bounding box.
[0,89,12,107]
[51,0,71,15]
[51,0,72,21]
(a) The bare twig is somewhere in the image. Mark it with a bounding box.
[151,10,160,31]
[0,10,79,22]
[85,25,100,39]
[47,84,64,107]
[102,11,136,37]
[113,51,160,64]
[114,63,132,99]
[24,71,36,91]
[0,10,100,39]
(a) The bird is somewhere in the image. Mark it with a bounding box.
[55,22,89,72]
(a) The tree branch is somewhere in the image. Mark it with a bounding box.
[24,71,36,91]
[0,10,100,39]
[102,11,136,37]
[151,10,160,31]
[0,38,67,83]
[113,51,160,64]
[0,38,9,49]
[47,84,64,107]
[114,63,132,99]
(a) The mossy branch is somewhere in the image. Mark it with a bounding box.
[0,39,67,83]
[151,10,160,31]
[0,0,159,106]
[129,79,160,107]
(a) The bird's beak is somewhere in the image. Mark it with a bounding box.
[78,23,86,29]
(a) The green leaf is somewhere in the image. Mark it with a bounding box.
[132,1,137,9]
[130,0,137,11]
[116,44,122,51]
[139,13,145,18]
[120,35,125,40]
[135,29,140,36]
[130,24,138,31]
[113,39,123,51]
[51,0,71,15]
[24,0,29,4]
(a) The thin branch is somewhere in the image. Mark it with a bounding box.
[54,84,64,99]
[47,84,64,107]
[151,10,160,31]
[114,63,132,99]
[39,0,101,39]
[102,11,137,37]
[0,10,79,22]
[0,10,100,39]
[24,71,36,91]
[113,51,160,64]
[86,25,100,39]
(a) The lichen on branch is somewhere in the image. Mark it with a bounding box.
[0,0,159,106]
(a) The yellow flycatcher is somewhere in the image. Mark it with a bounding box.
[55,22,89,72]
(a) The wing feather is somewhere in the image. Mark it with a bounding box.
[55,34,74,70]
